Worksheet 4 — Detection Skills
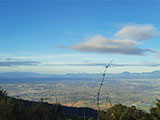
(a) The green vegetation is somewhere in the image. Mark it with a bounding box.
[2,89,160,120]
[98,104,151,120]
[0,89,83,120]
[97,99,160,120]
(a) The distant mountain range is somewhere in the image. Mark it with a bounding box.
[0,70,160,79]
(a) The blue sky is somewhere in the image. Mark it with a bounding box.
[0,0,160,74]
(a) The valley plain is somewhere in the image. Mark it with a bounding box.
[1,72,160,112]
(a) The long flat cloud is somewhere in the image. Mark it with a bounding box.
[70,24,157,55]
[70,35,155,55]
[44,62,160,67]
[0,61,40,66]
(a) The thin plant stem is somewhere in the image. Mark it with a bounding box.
[97,60,113,113]
[55,84,58,104]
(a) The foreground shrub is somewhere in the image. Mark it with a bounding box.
[150,99,160,120]
[98,104,151,120]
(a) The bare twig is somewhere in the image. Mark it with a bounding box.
[71,101,78,107]
[55,84,58,104]
[97,60,113,112]
[105,93,112,110]
[54,84,59,118]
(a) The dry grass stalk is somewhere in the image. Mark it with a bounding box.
[97,60,113,112]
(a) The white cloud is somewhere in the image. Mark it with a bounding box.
[70,24,158,55]
[115,24,157,41]
[70,35,155,55]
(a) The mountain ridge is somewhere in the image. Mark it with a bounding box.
[0,70,160,79]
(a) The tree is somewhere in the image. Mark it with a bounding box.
[0,89,16,120]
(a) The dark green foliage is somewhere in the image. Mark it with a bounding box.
[150,99,160,120]
[0,97,16,120]
[0,89,7,97]
[98,104,151,120]
[0,89,16,120]
[26,103,56,120]
[0,89,62,120]
[88,117,94,120]
[0,89,94,120]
